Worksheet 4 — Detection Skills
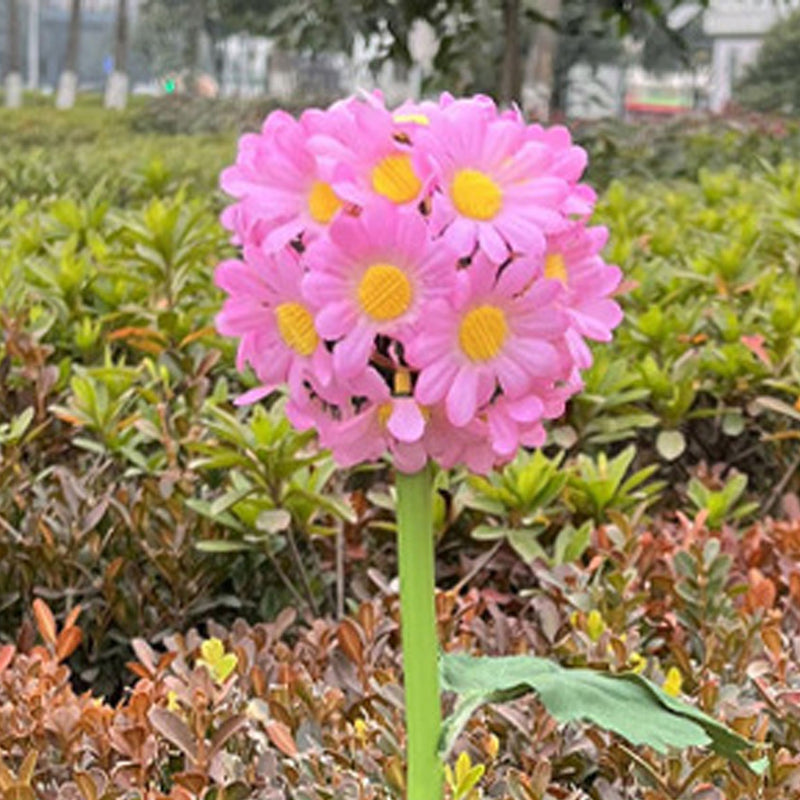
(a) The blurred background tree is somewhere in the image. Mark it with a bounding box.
[55,0,82,109]
[3,0,22,107]
[131,0,709,111]
[736,6,800,114]
[256,0,709,112]
[104,0,130,109]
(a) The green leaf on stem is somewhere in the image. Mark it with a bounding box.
[439,653,763,773]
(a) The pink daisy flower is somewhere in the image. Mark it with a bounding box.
[485,394,547,458]
[408,253,570,427]
[418,98,570,261]
[220,107,350,253]
[303,201,457,379]
[283,367,428,472]
[308,98,435,210]
[322,393,428,472]
[422,406,497,474]
[543,224,623,368]
[215,246,331,395]
[526,123,596,217]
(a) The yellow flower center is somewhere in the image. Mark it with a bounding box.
[393,113,430,126]
[275,302,318,356]
[307,180,342,224]
[357,263,413,321]
[450,169,503,220]
[459,305,508,362]
[371,153,422,204]
[545,253,568,284]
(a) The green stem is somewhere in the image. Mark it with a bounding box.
[396,463,443,800]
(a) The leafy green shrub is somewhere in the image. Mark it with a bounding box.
[2,106,800,699]
[564,161,800,500]
[576,113,800,189]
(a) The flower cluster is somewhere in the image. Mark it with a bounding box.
[216,93,622,473]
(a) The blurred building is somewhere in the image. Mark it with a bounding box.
[216,34,344,101]
[704,0,800,111]
[0,0,143,90]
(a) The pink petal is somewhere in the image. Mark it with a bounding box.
[333,324,375,378]
[489,410,519,456]
[446,367,479,426]
[388,399,427,443]
[234,386,274,406]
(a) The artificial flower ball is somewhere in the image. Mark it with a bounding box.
[216,92,622,473]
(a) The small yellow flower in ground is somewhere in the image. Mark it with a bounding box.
[197,637,238,683]
[628,652,647,674]
[586,609,607,643]
[662,666,683,697]
[354,718,369,746]
[166,690,180,711]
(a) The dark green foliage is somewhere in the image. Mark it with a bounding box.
[737,8,800,114]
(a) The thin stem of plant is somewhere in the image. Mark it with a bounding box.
[286,526,319,615]
[396,464,443,800]
[263,546,307,612]
[336,524,346,620]
[452,540,503,595]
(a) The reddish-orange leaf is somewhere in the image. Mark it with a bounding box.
[173,772,207,795]
[337,619,364,666]
[251,665,266,697]
[790,572,800,603]
[127,338,165,355]
[358,602,376,641]
[56,626,83,662]
[63,604,82,630]
[52,410,85,427]
[32,599,57,646]
[0,644,15,675]
[107,326,167,342]
[741,334,772,367]
[179,326,216,348]
[19,750,38,784]
[762,625,783,660]
[265,720,298,757]
[746,568,776,612]
[73,772,98,800]
[126,662,153,681]
[156,651,178,672]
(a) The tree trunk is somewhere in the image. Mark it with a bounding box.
[524,0,562,120]
[56,0,82,109]
[184,0,206,93]
[499,0,522,105]
[5,0,23,107]
[104,0,129,109]
[27,0,39,90]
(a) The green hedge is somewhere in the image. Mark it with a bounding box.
[1,106,799,693]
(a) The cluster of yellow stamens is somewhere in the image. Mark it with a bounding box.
[358,263,413,321]
[459,305,508,362]
[307,180,342,224]
[371,153,423,205]
[275,302,318,356]
[450,169,503,220]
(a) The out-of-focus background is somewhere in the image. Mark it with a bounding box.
[1,0,800,117]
